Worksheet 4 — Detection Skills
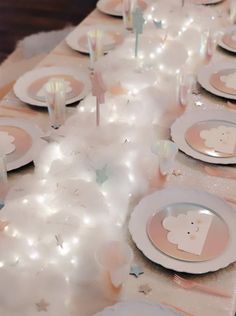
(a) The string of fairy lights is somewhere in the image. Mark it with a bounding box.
[0,1,231,314]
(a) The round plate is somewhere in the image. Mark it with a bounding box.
[129,188,236,274]
[96,0,148,17]
[171,109,236,164]
[0,117,43,171]
[66,24,124,54]
[210,69,236,96]
[197,62,236,100]
[94,301,184,316]
[218,26,236,53]
[185,120,236,158]
[13,66,91,107]
[147,202,229,262]
[193,0,223,4]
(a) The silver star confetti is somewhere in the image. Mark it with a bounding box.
[55,234,64,248]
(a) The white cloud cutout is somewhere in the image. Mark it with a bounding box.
[163,210,213,255]
[0,131,15,155]
[200,125,236,155]
[220,72,236,90]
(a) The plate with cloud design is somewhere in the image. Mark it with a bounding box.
[170,109,236,164]
[129,188,236,273]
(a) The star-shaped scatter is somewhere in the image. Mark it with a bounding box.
[55,234,64,248]
[194,100,203,107]
[96,165,109,185]
[172,169,182,176]
[73,188,80,196]
[153,19,163,29]
[138,283,152,295]
[0,220,9,231]
[130,265,144,278]
[35,299,50,312]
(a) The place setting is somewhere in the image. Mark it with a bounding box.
[66,24,125,54]
[1,0,236,315]
[218,26,236,53]
[197,62,236,101]
[129,186,236,274]
[13,66,91,107]
[96,0,148,17]
[0,117,44,172]
[171,108,236,164]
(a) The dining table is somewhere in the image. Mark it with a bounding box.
[0,0,236,315]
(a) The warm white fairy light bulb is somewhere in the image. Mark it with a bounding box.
[27,239,35,247]
[29,251,39,260]
[36,194,46,204]
[83,215,92,226]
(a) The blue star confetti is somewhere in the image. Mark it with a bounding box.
[153,20,163,29]
[96,165,109,185]
[130,265,144,278]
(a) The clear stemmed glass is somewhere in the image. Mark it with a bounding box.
[44,78,66,130]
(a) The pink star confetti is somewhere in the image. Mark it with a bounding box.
[138,283,152,295]
[172,170,182,176]
[35,299,50,312]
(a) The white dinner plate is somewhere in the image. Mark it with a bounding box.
[13,66,91,107]
[94,301,184,316]
[218,26,236,54]
[197,62,236,100]
[193,0,223,4]
[0,117,44,171]
[66,24,124,54]
[171,109,236,164]
[97,0,148,17]
[129,188,236,274]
